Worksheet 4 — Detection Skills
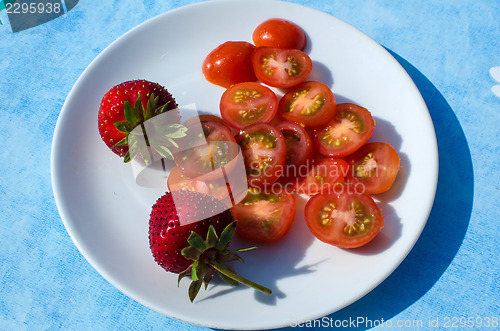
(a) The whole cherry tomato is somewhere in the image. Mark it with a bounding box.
[253,18,307,50]
[202,41,256,88]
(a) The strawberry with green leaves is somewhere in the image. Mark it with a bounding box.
[149,190,272,301]
[98,79,185,163]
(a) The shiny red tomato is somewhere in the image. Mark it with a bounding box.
[220,82,278,130]
[235,123,286,188]
[295,158,349,196]
[231,188,296,243]
[305,190,384,248]
[202,41,256,88]
[344,142,400,194]
[252,18,307,50]
[313,103,375,157]
[174,120,238,180]
[278,81,336,128]
[251,47,312,88]
[274,121,314,182]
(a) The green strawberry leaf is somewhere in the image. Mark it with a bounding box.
[188,279,202,302]
[206,225,219,248]
[133,93,145,123]
[191,259,199,281]
[216,222,237,250]
[187,231,207,253]
[181,246,201,261]
[112,136,128,148]
[123,101,137,127]
[114,121,134,133]
[178,267,192,287]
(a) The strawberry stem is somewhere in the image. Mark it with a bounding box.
[210,260,272,295]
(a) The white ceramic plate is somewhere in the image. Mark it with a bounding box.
[51,0,438,329]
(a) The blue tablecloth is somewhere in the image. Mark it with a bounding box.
[1,0,498,330]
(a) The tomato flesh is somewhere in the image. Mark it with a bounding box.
[174,120,238,180]
[220,82,278,130]
[252,47,312,88]
[202,41,256,88]
[275,121,314,169]
[231,188,296,243]
[313,103,375,157]
[295,158,349,196]
[278,81,336,128]
[253,18,307,50]
[305,191,384,248]
[235,123,286,188]
[345,142,400,194]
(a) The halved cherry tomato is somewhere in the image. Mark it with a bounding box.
[202,41,256,88]
[167,166,230,202]
[252,18,307,50]
[220,82,278,130]
[174,120,238,180]
[235,123,286,188]
[278,81,336,128]
[312,103,375,157]
[274,121,314,182]
[344,142,400,194]
[251,47,312,88]
[305,190,384,248]
[231,188,296,243]
[295,158,349,196]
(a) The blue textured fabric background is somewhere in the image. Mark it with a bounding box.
[1,0,498,330]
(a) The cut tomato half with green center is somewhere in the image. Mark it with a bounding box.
[220,82,278,130]
[251,47,312,88]
[305,191,384,248]
[313,103,375,157]
[278,81,336,129]
[235,123,286,188]
[174,120,238,180]
[344,142,400,194]
[231,188,296,243]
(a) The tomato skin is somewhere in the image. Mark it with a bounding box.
[278,81,336,129]
[251,47,312,88]
[231,188,296,243]
[344,142,400,194]
[202,41,257,88]
[252,18,307,50]
[305,191,384,248]
[312,103,375,158]
[274,121,314,169]
[235,122,287,188]
[220,82,278,130]
[294,158,349,196]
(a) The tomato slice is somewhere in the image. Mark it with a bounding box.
[167,166,231,202]
[251,47,312,88]
[174,120,238,180]
[344,142,400,194]
[305,191,384,248]
[252,18,307,50]
[274,121,314,182]
[294,158,349,196]
[235,123,286,188]
[202,41,256,88]
[277,81,336,129]
[312,103,375,157]
[231,188,296,243]
[220,82,278,130]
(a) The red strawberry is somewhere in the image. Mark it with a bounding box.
[97,79,180,162]
[149,190,271,301]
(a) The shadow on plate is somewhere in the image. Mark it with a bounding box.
[200,196,318,305]
[276,48,474,330]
